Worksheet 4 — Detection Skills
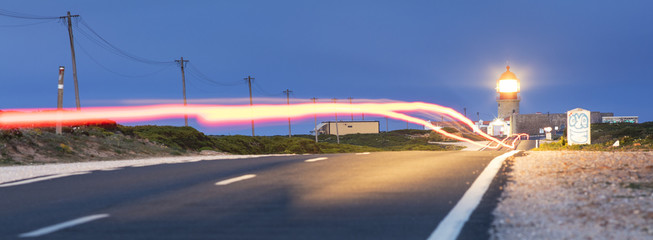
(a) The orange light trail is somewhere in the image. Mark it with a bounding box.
[0,102,518,148]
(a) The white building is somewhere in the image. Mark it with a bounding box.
[316,121,380,135]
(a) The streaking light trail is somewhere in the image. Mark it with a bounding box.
[0,102,517,148]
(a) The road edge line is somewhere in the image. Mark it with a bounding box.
[0,172,91,188]
[427,150,520,240]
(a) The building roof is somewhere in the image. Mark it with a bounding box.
[498,65,518,81]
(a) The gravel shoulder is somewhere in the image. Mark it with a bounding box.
[492,151,653,239]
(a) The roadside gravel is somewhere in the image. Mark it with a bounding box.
[0,153,290,184]
[492,151,653,240]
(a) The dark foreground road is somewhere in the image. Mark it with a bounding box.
[0,151,503,240]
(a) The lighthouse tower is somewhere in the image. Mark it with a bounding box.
[496,65,520,119]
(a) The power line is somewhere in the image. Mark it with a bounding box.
[186,64,244,87]
[253,81,282,97]
[75,39,172,78]
[0,8,59,19]
[0,19,56,28]
[75,17,173,65]
[1,9,173,66]
[185,76,229,94]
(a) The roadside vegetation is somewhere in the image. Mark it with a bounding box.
[0,125,179,165]
[535,122,653,151]
[210,129,462,154]
[294,129,467,151]
[0,124,460,165]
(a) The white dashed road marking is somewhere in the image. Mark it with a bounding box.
[19,214,109,238]
[304,157,328,162]
[215,174,257,186]
[355,152,371,155]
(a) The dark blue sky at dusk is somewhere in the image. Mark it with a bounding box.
[1,1,652,135]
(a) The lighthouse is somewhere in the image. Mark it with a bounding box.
[497,65,520,119]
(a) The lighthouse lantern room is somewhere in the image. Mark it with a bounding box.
[496,65,520,119]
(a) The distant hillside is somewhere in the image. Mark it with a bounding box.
[0,125,460,165]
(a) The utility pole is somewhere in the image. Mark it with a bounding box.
[332,98,340,144]
[244,75,255,136]
[60,11,80,110]
[175,57,189,126]
[348,97,354,121]
[311,97,318,142]
[464,107,467,118]
[385,117,389,132]
[56,66,65,135]
[283,89,293,138]
[477,112,480,121]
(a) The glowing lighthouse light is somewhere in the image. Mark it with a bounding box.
[498,78,519,93]
[496,66,520,102]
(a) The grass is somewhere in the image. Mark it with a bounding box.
[534,122,653,151]
[0,124,462,165]
[57,125,459,155]
[0,125,179,164]
[295,129,463,147]
[209,129,462,154]
[209,131,454,155]
[118,125,215,152]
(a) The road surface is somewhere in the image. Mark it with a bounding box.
[0,151,505,239]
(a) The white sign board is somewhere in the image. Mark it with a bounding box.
[567,108,591,145]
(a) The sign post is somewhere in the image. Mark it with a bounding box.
[56,66,65,135]
[567,108,591,145]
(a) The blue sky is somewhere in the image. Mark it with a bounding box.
[1,1,651,135]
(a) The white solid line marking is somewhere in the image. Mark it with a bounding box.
[99,167,122,171]
[19,214,109,238]
[304,157,328,162]
[0,172,90,188]
[355,152,371,155]
[428,150,520,240]
[215,174,257,186]
[130,163,158,167]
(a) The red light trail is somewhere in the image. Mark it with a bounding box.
[0,102,518,148]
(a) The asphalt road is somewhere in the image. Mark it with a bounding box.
[0,151,504,240]
[516,140,537,150]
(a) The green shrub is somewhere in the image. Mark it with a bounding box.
[119,125,216,151]
[0,129,23,140]
[534,122,653,151]
[58,143,74,154]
